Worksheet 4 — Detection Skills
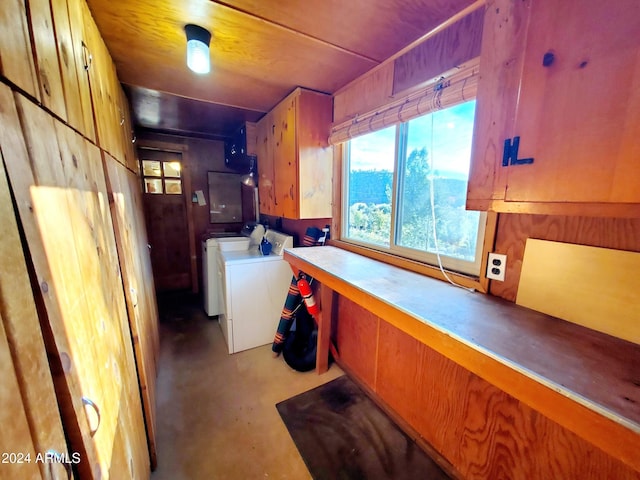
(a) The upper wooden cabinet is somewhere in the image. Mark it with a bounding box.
[0,0,39,100]
[257,88,333,219]
[467,0,640,217]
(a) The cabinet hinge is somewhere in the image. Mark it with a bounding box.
[502,136,534,166]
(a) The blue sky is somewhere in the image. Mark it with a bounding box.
[350,100,476,176]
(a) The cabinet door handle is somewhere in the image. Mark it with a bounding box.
[82,396,101,436]
[46,449,73,479]
[502,136,534,166]
[81,41,92,71]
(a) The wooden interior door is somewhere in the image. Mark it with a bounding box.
[140,148,192,291]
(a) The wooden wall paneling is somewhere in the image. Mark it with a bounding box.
[491,213,640,301]
[50,0,86,130]
[392,7,484,95]
[67,0,97,141]
[336,296,378,390]
[0,149,71,480]
[28,0,68,120]
[104,153,159,468]
[466,0,529,210]
[0,0,39,99]
[372,317,640,479]
[333,62,395,125]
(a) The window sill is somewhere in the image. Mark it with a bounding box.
[284,245,640,471]
[329,239,487,293]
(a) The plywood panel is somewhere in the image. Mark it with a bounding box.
[86,0,375,112]
[491,213,640,302]
[0,144,70,479]
[333,62,395,125]
[104,153,159,468]
[517,239,640,344]
[392,7,484,95]
[284,246,640,470]
[374,319,640,480]
[0,0,39,99]
[336,296,378,389]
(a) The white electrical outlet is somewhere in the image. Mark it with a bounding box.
[486,253,507,281]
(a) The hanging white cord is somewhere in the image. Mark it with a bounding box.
[427,111,475,293]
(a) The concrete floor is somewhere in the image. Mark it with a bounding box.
[151,293,343,479]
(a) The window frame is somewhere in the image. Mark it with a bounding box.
[337,103,493,289]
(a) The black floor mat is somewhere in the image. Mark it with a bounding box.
[276,375,453,480]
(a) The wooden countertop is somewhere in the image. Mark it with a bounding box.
[284,246,640,470]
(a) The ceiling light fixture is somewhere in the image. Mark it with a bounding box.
[184,24,211,74]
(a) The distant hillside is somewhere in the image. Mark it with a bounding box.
[348,170,393,205]
[349,170,468,206]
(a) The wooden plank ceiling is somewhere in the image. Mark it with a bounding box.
[86,0,475,139]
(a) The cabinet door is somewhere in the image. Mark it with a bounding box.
[0,148,71,480]
[0,0,39,99]
[4,89,149,479]
[507,0,640,204]
[63,0,97,142]
[468,0,640,215]
[257,111,276,215]
[272,94,298,218]
[467,0,529,210]
[297,91,333,219]
[104,154,160,468]
[29,0,68,121]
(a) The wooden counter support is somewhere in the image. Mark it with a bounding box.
[283,246,640,473]
[316,284,335,373]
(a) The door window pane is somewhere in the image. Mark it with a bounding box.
[144,178,163,194]
[142,160,161,177]
[344,126,396,247]
[163,161,181,178]
[164,179,182,194]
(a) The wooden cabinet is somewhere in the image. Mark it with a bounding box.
[257,87,333,219]
[2,87,150,479]
[467,0,640,217]
[0,0,39,100]
[0,147,71,480]
[59,0,97,142]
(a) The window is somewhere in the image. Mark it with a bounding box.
[141,157,183,195]
[342,99,485,276]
